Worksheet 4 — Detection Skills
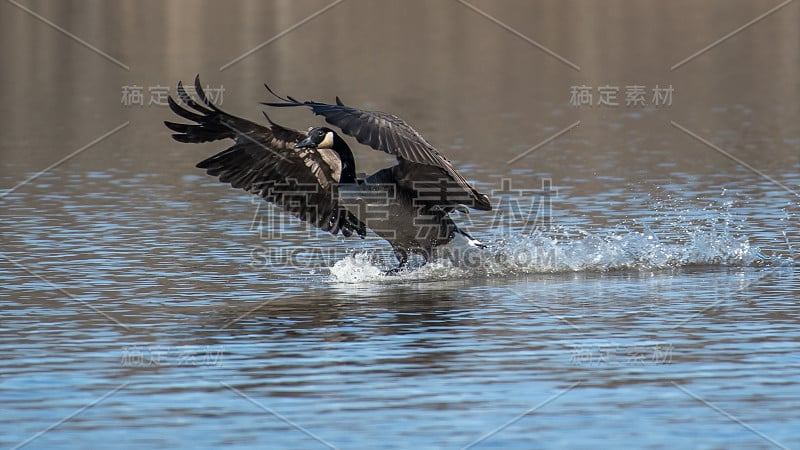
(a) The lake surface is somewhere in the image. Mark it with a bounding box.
[1,1,799,449]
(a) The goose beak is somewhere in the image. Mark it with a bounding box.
[295,136,316,149]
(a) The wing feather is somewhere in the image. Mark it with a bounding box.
[262,91,491,211]
[166,76,366,237]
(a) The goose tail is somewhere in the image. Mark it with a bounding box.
[454,227,487,249]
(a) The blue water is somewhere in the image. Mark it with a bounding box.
[2,165,799,449]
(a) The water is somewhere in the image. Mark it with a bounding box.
[2,1,800,449]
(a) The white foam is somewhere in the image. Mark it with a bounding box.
[328,224,777,283]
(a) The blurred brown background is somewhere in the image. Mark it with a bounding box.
[2,0,798,194]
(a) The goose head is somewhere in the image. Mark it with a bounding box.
[296,127,336,149]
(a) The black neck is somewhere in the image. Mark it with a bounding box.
[332,134,357,183]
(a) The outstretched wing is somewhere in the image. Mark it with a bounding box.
[165,76,366,238]
[263,87,492,211]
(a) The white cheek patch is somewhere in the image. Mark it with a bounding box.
[319,131,335,149]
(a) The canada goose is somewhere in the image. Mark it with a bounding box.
[164,76,491,270]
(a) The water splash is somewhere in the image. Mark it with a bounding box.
[329,225,777,283]
[328,186,800,283]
